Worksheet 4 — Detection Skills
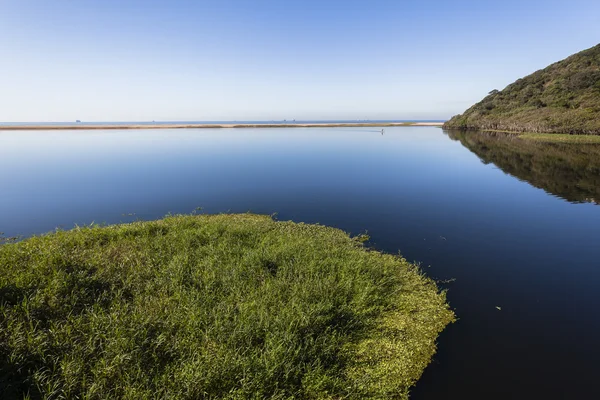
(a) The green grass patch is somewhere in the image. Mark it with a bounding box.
[0,214,454,399]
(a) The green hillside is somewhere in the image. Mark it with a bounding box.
[444,44,600,135]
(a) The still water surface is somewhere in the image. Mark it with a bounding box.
[1,127,599,399]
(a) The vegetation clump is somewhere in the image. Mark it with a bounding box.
[444,43,600,135]
[0,214,454,399]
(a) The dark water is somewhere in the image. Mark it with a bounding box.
[1,127,599,399]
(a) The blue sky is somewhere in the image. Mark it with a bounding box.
[0,0,598,122]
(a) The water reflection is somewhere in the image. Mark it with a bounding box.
[445,130,600,204]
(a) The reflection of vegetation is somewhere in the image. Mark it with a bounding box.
[0,214,453,399]
[446,130,600,204]
[444,43,600,134]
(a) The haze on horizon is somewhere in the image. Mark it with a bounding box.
[0,0,598,122]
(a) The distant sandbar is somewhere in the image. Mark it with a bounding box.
[0,122,444,131]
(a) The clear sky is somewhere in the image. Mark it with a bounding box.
[0,0,598,122]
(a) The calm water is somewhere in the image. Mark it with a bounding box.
[1,127,599,399]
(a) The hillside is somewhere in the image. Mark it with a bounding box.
[444,44,600,134]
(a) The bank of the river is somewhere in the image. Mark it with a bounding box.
[0,213,454,399]
[461,129,600,143]
[516,132,600,143]
[0,122,443,130]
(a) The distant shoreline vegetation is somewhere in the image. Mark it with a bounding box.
[0,214,454,399]
[444,43,600,136]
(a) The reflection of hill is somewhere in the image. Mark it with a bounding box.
[446,130,600,204]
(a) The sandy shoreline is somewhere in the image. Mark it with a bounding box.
[0,122,444,131]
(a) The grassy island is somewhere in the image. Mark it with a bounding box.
[0,214,454,399]
[444,43,600,135]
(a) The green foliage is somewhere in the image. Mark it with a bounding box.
[0,214,454,399]
[444,43,600,134]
